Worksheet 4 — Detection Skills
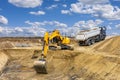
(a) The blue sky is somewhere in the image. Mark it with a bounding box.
[0,0,120,37]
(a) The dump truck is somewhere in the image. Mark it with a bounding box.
[75,27,106,46]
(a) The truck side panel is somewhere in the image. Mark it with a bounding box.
[75,28,101,41]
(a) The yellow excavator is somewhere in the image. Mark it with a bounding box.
[33,30,73,74]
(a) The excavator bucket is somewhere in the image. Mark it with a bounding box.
[33,59,47,74]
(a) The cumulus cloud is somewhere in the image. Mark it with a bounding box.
[57,19,104,37]
[54,0,60,2]
[29,11,45,15]
[15,27,23,32]
[73,19,103,29]
[63,4,67,8]
[58,27,79,37]
[8,0,43,8]
[66,0,120,20]
[107,25,112,30]
[25,20,68,28]
[61,10,71,14]
[92,5,120,20]
[111,32,119,36]
[46,4,57,9]
[0,15,8,24]
[0,26,76,37]
[115,24,120,29]
[78,0,109,4]
[0,26,3,33]
[0,26,46,37]
[70,3,94,14]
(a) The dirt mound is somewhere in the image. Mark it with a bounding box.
[1,49,120,80]
[0,51,9,74]
[1,36,120,80]
[93,36,120,55]
[0,41,15,49]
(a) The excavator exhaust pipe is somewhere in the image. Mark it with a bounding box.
[34,59,47,74]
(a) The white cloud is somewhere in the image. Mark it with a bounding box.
[78,0,109,4]
[111,32,119,36]
[109,22,113,25]
[53,21,67,27]
[57,19,104,37]
[15,27,23,32]
[25,21,43,27]
[63,4,67,8]
[58,27,79,37]
[68,0,120,20]
[115,24,120,29]
[73,19,103,29]
[70,3,94,14]
[54,0,60,2]
[0,26,46,37]
[0,26,3,33]
[29,11,45,15]
[61,10,71,14]
[0,15,8,24]
[46,4,57,9]
[107,25,112,30]
[92,5,120,20]
[8,0,43,8]
[25,20,68,28]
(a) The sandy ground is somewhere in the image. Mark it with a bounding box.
[0,36,120,80]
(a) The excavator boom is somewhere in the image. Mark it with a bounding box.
[33,32,49,74]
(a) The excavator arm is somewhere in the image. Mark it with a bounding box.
[42,32,49,57]
[33,32,49,74]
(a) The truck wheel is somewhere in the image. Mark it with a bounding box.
[101,35,106,40]
[86,39,92,46]
[95,36,101,42]
[99,34,106,41]
[91,39,95,44]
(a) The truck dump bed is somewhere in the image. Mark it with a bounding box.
[76,27,101,41]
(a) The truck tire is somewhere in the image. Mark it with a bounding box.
[85,39,92,46]
[101,35,106,40]
[100,34,106,41]
[95,36,100,42]
[91,39,95,44]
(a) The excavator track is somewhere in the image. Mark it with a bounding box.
[34,59,47,74]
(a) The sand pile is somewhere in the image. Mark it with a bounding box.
[0,51,9,74]
[93,36,120,55]
[1,35,120,80]
[1,49,120,80]
[0,41,15,49]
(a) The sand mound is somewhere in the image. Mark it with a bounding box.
[0,41,15,49]
[1,36,120,80]
[93,36,120,55]
[1,49,120,80]
[0,51,9,74]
